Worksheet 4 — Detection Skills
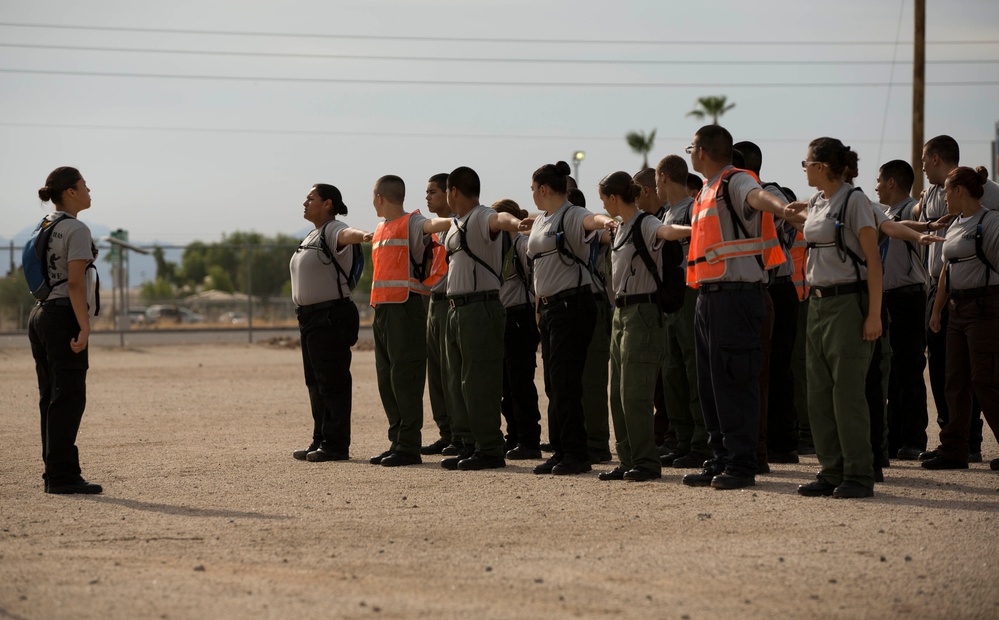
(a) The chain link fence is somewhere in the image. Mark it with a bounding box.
[0,241,372,338]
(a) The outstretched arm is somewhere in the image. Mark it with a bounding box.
[338,227,374,245]
[489,211,523,234]
[878,219,944,246]
[423,217,453,234]
[583,213,613,231]
[748,188,806,226]
[656,224,691,241]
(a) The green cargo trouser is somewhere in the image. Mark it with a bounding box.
[610,302,667,473]
[583,297,612,454]
[373,294,427,457]
[806,293,875,489]
[445,298,506,457]
[426,298,452,444]
[663,287,708,457]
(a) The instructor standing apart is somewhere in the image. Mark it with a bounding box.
[290,184,373,463]
[29,167,102,494]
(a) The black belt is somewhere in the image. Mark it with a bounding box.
[505,302,534,313]
[885,283,925,295]
[539,285,592,306]
[771,275,793,286]
[447,290,499,308]
[295,298,352,316]
[38,297,72,308]
[615,293,657,308]
[430,292,447,302]
[810,282,865,299]
[699,282,765,294]
[950,285,999,300]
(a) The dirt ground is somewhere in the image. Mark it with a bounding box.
[1,341,997,620]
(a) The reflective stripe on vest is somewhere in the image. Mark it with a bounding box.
[370,212,427,306]
[686,168,785,286]
[790,240,809,301]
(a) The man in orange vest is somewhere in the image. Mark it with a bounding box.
[421,172,460,456]
[369,175,451,467]
[682,125,802,490]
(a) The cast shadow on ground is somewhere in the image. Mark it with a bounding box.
[82,495,291,520]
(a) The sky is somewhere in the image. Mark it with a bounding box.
[2,0,998,260]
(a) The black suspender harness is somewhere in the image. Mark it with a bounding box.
[806,187,868,286]
[445,210,503,290]
[530,205,599,290]
[946,209,998,294]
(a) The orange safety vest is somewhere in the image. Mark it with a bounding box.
[686,168,784,287]
[423,232,448,289]
[370,212,429,306]
[790,238,809,301]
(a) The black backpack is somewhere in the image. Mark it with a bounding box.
[630,211,685,314]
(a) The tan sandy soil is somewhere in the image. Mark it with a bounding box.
[1,342,997,620]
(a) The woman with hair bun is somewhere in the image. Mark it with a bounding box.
[796,138,883,499]
[924,166,999,472]
[596,171,690,482]
[289,183,373,463]
[28,167,102,494]
[492,199,543,460]
[522,160,613,475]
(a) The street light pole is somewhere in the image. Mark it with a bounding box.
[572,151,586,185]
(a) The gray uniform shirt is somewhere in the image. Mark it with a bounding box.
[498,233,533,308]
[289,219,352,306]
[942,208,999,291]
[922,178,999,281]
[610,211,664,297]
[699,166,768,284]
[882,196,928,290]
[442,204,503,296]
[44,211,98,315]
[803,184,878,287]
[664,196,694,276]
[526,201,595,298]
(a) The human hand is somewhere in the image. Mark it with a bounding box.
[70,326,90,353]
[862,315,882,341]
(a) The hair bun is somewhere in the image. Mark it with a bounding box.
[976,166,989,182]
[37,186,52,202]
[554,161,571,176]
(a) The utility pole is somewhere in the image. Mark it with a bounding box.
[912,0,925,197]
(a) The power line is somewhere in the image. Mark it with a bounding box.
[2,67,997,88]
[2,42,996,66]
[1,122,991,145]
[0,21,995,46]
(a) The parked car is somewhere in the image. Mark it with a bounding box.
[145,304,205,325]
[127,307,147,326]
[218,311,248,325]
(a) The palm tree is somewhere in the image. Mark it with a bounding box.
[625,128,657,170]
[686,96,736,125]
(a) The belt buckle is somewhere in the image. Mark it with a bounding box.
[448,298,458,309]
